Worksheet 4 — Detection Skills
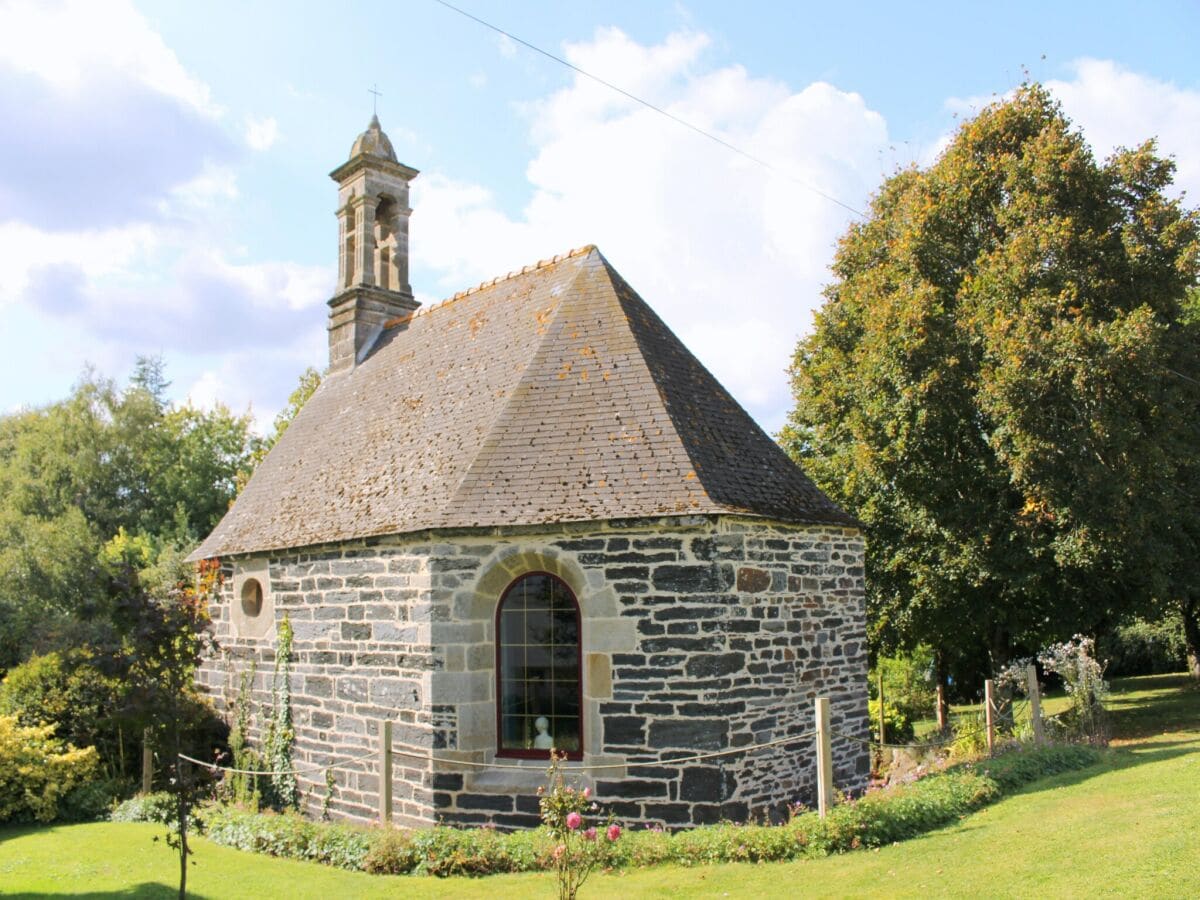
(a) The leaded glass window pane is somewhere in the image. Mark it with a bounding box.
[497,574,581,754]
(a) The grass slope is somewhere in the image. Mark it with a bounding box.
[1,675,1196,898]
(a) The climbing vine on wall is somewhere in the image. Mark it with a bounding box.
[263,616,297,809]
[225,659,262,807]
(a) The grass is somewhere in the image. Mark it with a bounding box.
[911,683,1074,739]
[910,672,1191,741]
[1,674,1196,898]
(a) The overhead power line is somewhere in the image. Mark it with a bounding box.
[429,3,1200,394]
[429,0,867,219]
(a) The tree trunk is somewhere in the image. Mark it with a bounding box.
[935,652,950,732]
[1182,598,1200,682]
[176,725,188,900]
[178,793,188,900]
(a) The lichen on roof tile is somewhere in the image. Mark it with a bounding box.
[191,246,853,559]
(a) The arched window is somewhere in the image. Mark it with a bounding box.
[495,573,582,758]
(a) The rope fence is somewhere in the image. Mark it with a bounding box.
[179,729,819,779]
[166,668,1048,824]
[179,747,378,778]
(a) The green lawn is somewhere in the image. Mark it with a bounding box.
[2,674,1197,898]
[910,671,1199,742]
[911,683,1076,739]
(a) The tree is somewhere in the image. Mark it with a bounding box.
[0,361,255,671]
[270,366,322,444]
[238,366,322,490]
[1163,286,1200,678]
[786,85,1200,675]
[104,560,220,899]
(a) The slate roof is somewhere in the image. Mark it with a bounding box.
[192,246,854,559]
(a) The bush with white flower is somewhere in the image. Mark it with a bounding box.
[997,635,1109,745]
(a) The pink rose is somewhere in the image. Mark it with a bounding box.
[606,824,621,842]
[566,811,582,830]
[553,844,565,860]
[583,827,597,841]
[581,787,591,799]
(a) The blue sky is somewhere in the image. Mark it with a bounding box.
[1,0,1198,434]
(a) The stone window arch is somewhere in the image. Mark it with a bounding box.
[374,195,399,290]
[495,572,582,759]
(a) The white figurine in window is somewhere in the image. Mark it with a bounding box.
[533,715,554,749]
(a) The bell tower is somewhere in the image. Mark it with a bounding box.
[327,115,420,372]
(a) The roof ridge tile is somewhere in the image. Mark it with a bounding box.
[383,244,597,329]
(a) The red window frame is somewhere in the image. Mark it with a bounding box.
[494,572,584,760]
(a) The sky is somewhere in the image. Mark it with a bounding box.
[1,0,1198,435]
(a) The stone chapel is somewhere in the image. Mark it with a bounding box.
[191,115,869,829]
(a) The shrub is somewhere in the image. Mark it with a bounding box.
[0,648,226,787]
[870,647,937,724]
[203,804,372,870]
[949,713,989,759]
[0,714,99,823]
[111,791,178,824]
[61,777,132,822]
[1040,636,1110,745]
[0,650,128,777]
[868,697,915,744]
[362,826,417,874]
[1099,616,1188,677]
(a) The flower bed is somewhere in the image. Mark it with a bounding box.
[113,743,1101,878]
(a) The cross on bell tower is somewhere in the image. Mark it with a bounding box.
[326,114,420,373]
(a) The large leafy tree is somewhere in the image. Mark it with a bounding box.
[1164,287,1200,678]
[786,85,1200,675]
[0,359,255,668]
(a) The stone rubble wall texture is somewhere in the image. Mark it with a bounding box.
[198,515,869,830]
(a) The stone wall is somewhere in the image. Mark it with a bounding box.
[199,514,869,830]
[198,539,438,826]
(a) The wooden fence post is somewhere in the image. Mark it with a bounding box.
[141,727,153,794]
[379,720,393,825]
[815,697,833,818]
[877,668,886,746]
[984,679,996,756]
[1026,665,1045,746]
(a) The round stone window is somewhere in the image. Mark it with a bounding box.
[241,578,264,617]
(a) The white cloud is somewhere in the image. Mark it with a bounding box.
[0,0,218,116]
[0,0,329,425]
[941,62,1200,200]
[495,33,517,59]
[18,245,331,351]
[413,27,888,432]
[1047,59,1200,200]
[168,163,240,211]
[0,0,319,423]
[0,220,162,306]
[0,0,236,231]
[244,115,279,151]
[186,339,324,435]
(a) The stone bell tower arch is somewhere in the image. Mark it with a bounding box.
[327,115,420,373]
